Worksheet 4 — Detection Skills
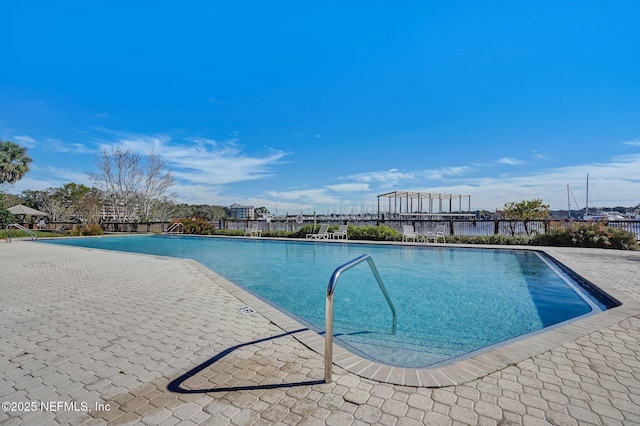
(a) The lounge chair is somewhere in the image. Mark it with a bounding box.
[306,224,330,239]
[331,224,348,240]
[401,225,419,242]
[244,223,262,237]
[424,225,446,243]
[434,225,446,243]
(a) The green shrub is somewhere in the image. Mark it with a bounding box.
[70,224,104,236]
[178,221,639,251]
[213,229,247,236]
[347,225,402,241]
[531,222,639,250]
[445,235,532,245]
[0,205,15,227]
[176,217,217,234]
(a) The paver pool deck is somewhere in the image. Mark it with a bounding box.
[1,238,639,425]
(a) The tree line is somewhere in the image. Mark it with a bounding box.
[0,140,230,227]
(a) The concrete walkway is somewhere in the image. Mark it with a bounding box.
[1,240,639,425]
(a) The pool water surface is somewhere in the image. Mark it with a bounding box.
[41,235,611,368]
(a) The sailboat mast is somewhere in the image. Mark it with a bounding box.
[586,174,589,217]
[567,184,571,219]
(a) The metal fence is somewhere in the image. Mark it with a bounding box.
[38,218,639,241]
[225,218,640,240]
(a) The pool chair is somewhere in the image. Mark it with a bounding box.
[306,224,330,239]
[331,224,348,240]
[244,223,262,237]
[401,225,419,242]
[425,224,446,243]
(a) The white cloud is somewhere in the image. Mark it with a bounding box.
[260,154,640,212]
[345,166,472,187]
[267,188,339,205]
[10,127,640,215]
[48,139,96,154]
[13,135,37,147]
[326,183,370,192]
[171,183,229,205]
[448,153,640,210]
[98,133,289,185]
[526,150,547,160]
[420,166,471,180]
[42,166,92,185]
[346,169,417,186]
[6,166,91,193]
[497,157,525,165]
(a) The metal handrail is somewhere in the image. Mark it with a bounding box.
[164,222,184,234]
[325,254,396,383]
[5,223,38,242]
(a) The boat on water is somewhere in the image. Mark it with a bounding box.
[583,212,627,221]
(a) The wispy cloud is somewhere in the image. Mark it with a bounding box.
[343,166,471,188]
[8,165,92,193]
[98,133,289,185]
[622,139,640,146]
[326,183,370,192]
[259,153,640,212]
[41,166,92,184]
[421,166,471,180]
[346,169,417,186]
[497,157,525,165]
[526,150,547,160]
[171,183,228,205]
[293,133,323,139]
[47,139,96,154]
[266,188,339,205]
[14,135,37,147]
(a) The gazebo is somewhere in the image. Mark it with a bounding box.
[8,204,48,217]
[8,204,48,228]
[377,191,473,219]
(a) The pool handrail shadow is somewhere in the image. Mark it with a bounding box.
[167,328,324,394]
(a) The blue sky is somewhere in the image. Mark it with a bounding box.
[2,1,639,214]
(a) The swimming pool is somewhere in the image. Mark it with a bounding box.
[41,235,614,368]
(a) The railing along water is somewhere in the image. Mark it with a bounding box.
[325,254,396,383]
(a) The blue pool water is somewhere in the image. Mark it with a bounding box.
[41,236,610,367]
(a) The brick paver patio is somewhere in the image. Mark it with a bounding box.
[1,239,639,425]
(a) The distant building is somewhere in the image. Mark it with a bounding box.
[100,203,140,222]
[229,203,255,219]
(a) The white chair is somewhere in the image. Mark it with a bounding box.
[402,225,419,242]
[421,224,446,243]
[432,225,446,243]
[306,224,330,239]
[331,224,348,240]
[244,223,262,237]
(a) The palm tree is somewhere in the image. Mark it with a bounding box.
[0,140,33,184]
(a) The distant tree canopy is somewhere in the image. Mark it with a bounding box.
[174,204,228,220]
[255,206,270,217]
[88,146,175,222]
[0,194,15,226]
[18,184,102,223]
[0,140,32,185]
[498,199,550,221]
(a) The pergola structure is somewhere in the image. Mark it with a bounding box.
[377,191,473,219]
